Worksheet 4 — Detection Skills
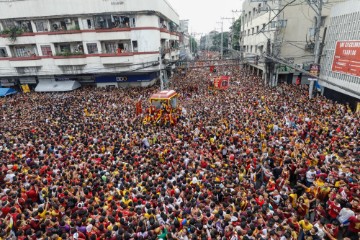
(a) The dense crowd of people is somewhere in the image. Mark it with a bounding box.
[0,58,359,240]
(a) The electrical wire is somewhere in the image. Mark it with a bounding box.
[257,0,297,36]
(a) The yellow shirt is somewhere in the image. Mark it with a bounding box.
[39,210,47,219]
[299,220,313,231]
[289,193,298,207]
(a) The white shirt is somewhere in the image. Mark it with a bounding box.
[4,173,15,183]
[338,208,355,223]
[306,170,316,182]
[313,223,325,238]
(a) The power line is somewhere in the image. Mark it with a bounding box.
[257,0,297,36]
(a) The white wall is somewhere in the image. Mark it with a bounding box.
[319,0,360,98]
[0,0,179,25]
[0,2,179,78]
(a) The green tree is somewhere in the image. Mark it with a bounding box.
[211,32,229,52]
[230,18,241,50]
[189,37,198,53]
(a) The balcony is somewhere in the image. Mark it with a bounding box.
[53,42,86,65]
[49,18,80,32]
[94,15,135,30]
[8,44,41,67]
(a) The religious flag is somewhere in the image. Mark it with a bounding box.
[135,100,142,115]
[21,84,30,93]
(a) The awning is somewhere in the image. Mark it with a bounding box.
[0,88,17,97]
[35,80,81,92]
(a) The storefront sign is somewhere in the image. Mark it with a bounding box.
[95,72,159,83]
[332,40,360,77]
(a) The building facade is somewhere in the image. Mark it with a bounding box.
[0,0,180,88]
[319,0,360,108]
[240,0,343,85]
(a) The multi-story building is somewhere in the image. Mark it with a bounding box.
[319,0,360,109]
[240,0,344,85]
[0,0,180,89]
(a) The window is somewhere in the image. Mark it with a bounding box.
[0,47,8,57]
[1,20,15,29]
[257,26,259,33]
[104,42,117,53]
[132,41,138,52]
[258,45,264,55]
[87,43,98,54]
[59,44,71,53]
[41,45,52,56]
[35,21,48,32]
[86,19,93,29]
[252,28,254,34]
[14,46,36,57]
[130,17,136,28]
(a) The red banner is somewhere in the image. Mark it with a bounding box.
[135,100,142,115]
[332,40,360,77]
[213,75,230,90]
[210,65,215,73]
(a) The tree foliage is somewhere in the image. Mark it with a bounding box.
[230,17,241,50]
[211,32,229,52]
[189,37,198,53]
[1,26,23,42]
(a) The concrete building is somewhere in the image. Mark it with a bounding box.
[178,20,191,61]
[240,0,344,85]
[0,0,180,89]
[319,0,360,108]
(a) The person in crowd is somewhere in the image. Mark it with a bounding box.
[0,54,359,239]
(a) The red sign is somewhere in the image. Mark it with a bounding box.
[332,40,360,77]
[213,75,230,90]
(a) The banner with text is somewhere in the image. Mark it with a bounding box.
[332,40,360,77]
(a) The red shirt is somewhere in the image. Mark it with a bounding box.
[348,216,360,233]
[26,188,38,202]
[1,205,11,216]
[328,201,341,219]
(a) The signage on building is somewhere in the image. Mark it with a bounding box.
[332,40,360,78]
[310,64,320,77]
[277,65,294,73]
[95,72,159,83]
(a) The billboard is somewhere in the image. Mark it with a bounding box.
[332,40,360,77]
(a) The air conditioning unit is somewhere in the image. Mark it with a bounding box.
[52,23,59,30]
[305,43,315,51]
[65,19,72,24]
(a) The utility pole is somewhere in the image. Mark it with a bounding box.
[159,47,164,90]
[308,0,323,99]
[189,33,192,56]
[265,38,273,86]
[272,0,282,87]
